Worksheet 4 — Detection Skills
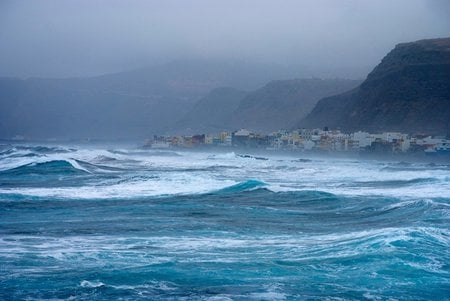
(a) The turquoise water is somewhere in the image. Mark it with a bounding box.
[0,145,449,300]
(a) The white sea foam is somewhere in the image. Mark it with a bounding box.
[65,159,91,173]
[249,291,287,300]
[0,176,237,199]
[205,296,234,301]
[1,147,450,199]
[207,152,236,160]
[3,227,445,261]
[80,280,106,288]
[383,199,450,210]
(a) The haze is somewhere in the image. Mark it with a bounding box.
[1,0,449,79]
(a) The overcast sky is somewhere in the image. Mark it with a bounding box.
[1,0,449,79]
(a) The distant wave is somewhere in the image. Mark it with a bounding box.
[216,180,269,194]
[381,163,450,172]
[145,151,182,157]
[346,177,438,188]
[236,154,269,161]
[291,158,313,163]
[91,155,120,163]
[74,159,125,173]
[207,152,236,160]
[14,145,73,154]
[0,159,89,176]
[109,149,182,157]
[383,198,450,211]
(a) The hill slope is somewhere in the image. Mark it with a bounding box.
[175,79,361,133]
[176,87,247,133]
[231,79,361,132]
[300,38,450,134]
[0,59,302,140]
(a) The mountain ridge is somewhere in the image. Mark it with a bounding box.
[176,78,361,133]
[299,37,450,135]
[0,59,307,139]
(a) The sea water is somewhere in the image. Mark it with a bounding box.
[0,144,449,300]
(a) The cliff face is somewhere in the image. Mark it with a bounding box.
[300,38,450,134]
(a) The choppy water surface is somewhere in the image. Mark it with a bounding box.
[0,144,449,300]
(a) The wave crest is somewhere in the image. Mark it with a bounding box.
[216,180,268,194]
[0,160,89,176]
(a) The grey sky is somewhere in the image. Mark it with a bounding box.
[1,0,449,79]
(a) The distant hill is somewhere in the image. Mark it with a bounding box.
[0,59,305,140]
[299,38,450,135]
[176,87,247,134]
[231,79,361,132]
[176,78,361,133]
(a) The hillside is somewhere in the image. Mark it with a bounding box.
[176,87,247,134]
[300,38,450,134]
[0,59,304,140]
[175,79,361,133]
[231,79,361,132]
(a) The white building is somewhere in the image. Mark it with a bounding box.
[234,129,251,137]
[351,131,375,149]
[204,134,213,145]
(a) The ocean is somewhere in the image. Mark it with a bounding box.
[0,144,449,300]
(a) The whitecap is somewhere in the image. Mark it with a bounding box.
[80,280,106,288]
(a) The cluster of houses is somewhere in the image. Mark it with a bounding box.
[145,128,450,155]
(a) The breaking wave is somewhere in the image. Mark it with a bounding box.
[216,179,268,194]
[0,159,89,176]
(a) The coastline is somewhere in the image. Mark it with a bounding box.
[145,144,450,164]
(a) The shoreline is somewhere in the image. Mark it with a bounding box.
[2,139,449,164]
[145,145,450,164]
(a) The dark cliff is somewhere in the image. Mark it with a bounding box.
[300,38,450,135]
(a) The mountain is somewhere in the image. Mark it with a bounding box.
[231,79,361,132]
[176,87,247,134]
[299,38,450,135]
[0,76,194,140]
[0,59,305,140]
[176,78,361,133]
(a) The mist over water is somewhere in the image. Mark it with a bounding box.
[1,144,449,300]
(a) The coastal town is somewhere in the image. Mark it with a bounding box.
[145,128,450,156]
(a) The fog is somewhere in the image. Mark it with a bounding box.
[1,0,449,79]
